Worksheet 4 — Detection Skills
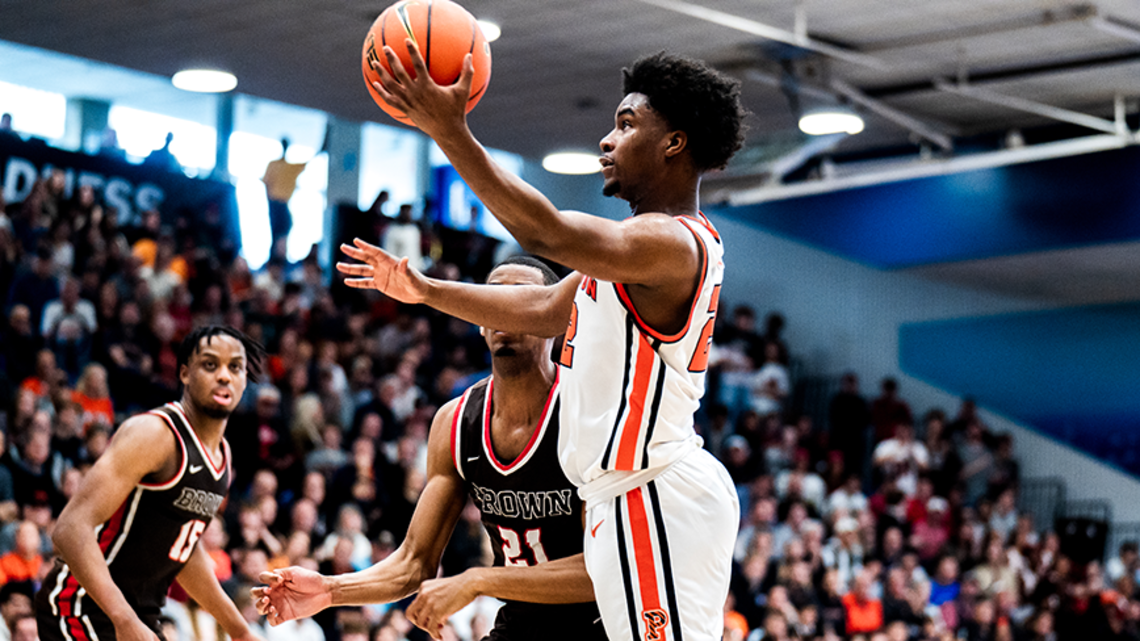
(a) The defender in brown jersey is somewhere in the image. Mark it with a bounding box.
[37,326,265,641]
[253,258,605,641]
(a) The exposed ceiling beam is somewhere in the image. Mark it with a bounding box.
[933,79,1120,134]
[630,0,889,70]
[768,133,848,182]
[1090,16,1140,44]
[831,79,954,150]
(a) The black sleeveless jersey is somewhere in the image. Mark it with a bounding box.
[450,374,605,641]
[39,402,231,634]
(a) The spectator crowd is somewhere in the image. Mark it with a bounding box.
[0,151,1137,641]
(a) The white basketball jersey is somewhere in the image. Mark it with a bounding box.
[557,213,724,489]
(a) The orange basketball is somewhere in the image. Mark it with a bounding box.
[362,0,492,126]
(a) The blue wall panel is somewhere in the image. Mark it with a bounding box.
[715,146,1140,268]
[899,303,1140,476]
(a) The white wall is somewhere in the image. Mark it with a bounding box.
[707,213,1140,522]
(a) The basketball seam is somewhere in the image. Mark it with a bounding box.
[425,0,433,73]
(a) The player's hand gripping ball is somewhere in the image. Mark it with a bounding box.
[362,0,492,126]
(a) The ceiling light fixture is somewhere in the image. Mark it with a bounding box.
[542,152,600,175]
[477,20,501,42]
[172,69,237,93]
[798,108,864,136]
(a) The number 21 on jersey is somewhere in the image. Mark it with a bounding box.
[498,525,548,566]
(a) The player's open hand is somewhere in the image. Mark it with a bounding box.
[337,238,429,304]
[370,39,473,137]
[252,567,333,626]
[406,572,481,640]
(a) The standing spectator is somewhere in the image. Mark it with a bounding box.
[870,378,913,443]
[959,421,995,507]
[3,307,42,399]
[142,132,181,173]
[263,138,308,257]
[988,488,1019,542]
[6,246,59,332]
[381,205,423,271]
[829,372,871,480]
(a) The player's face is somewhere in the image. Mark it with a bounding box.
[599,92,671,200]
[482,265,551,359]
[180,334,248,420]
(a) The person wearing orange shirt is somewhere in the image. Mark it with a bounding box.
[843,570,884,635]
[0,522,44,586]
[73,363,115,432]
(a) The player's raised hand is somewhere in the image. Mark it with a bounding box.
[252,567,333,626]
[406,573,481,640]
[336,238,429,304]
[370,40,473,137]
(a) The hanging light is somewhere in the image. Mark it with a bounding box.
[798,107,864,135]
[477,20,501,42]
[542,151,600,175]
[172,69,237,93]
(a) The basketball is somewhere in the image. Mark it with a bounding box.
[362,0,492,126]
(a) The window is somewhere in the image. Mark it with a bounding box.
[0,80,66,141]
[108,106,216,173]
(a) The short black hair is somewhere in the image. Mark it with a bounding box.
[622,52,747,171]
[491,255,559,286]
[177,325,265,382]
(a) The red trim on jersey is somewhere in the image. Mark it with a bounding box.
[171,402,226,477]
[139,409,188,490]
[56,575,81,617]
[451,387,472,475]
[67,614,90,641]
[613,217,709,344]
[615,333,656,470]
[482,370,560,473]
[680,211,721,242]
[97,500,129,553]
[626,486,663,610]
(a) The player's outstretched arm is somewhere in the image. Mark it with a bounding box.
[177,542,260,641]
[407,554,594,639]
[370,43,698,289]
[255,399,469,625]
[52,414,178,641]
[337,238,580,338]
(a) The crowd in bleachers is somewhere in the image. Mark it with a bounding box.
[0,164,1138,641]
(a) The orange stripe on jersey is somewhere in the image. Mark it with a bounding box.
[615,332,656,470]
[626,486,662,611]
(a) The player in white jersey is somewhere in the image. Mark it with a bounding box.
[342,47,746,641]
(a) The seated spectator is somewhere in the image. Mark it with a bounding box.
[776,450,827,514]
[747,340,789,417]
[958,421,995,507]
[911,497,951,563]
[18,349,62,406]
[0,522,43,585]
[72,362,114,432]
[929,555,962,607]
[989,487,1019,542]
[828,474,869,517]
[0,582,35,641]
[1106,541,1140,586]
[305,424,350,478]
[824,517,866,589]
[843,570,884,635]
[6,245,59,332]
[871,421,928,497]
[970,533,1018,599]
[9,414,69,509]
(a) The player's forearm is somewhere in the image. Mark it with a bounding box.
[465,555,595,604]
[52,521,138,623]
[431,127,564,253]
[421,278,571,338]
[328,551,434,607]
